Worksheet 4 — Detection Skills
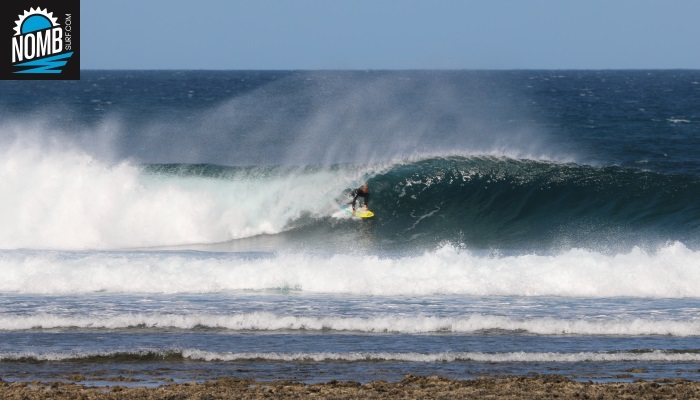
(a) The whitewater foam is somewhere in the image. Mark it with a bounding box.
[1,312,699,336]
[1,242,699,297]
[182,350,700,363]
[2,349,699,363]
[0,138,376,250]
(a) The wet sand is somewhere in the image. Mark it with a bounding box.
[2,374,700,399]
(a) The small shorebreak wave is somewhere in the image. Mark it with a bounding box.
[2,349,700,364]
[2,312,700,336]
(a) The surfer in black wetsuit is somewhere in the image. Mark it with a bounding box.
[350,184,370,216]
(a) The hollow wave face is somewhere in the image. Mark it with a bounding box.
[366,156,700,250]
[2,138,699,251]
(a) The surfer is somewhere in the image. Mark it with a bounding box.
[350,184,370,216]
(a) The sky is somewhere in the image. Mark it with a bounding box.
[82,0,700,70]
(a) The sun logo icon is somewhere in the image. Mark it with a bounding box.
[13,7,59,37]
[3,1,79,79]
[10,6,73,74]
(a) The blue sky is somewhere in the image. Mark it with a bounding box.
[83,0,700,69]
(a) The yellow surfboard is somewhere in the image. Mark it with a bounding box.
[341,204,374,219]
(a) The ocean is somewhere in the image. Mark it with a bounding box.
[0,70,699,385]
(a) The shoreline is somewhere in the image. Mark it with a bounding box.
[3,374,700,399]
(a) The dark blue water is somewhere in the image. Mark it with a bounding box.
[0,70,699,385]
[3,70,700,172]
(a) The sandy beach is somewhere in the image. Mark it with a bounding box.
[2,374,700,399]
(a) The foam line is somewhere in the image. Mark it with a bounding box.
[1,243,699,297]
[2,349,699,363]
[1,312,699,336]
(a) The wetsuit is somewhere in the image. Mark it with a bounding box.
[350,188,369,210]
